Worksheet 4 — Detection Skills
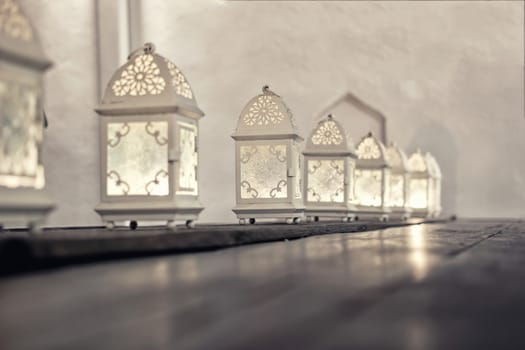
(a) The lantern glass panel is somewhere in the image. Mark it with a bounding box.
[240,144,287,199]
[409,178,428,209]
[106,121,168,196]
[176,121,198,196]
[355,169,382,207]
[389,174,405,207]
[294,143,302,199]
[0,78,40,189]
[306,160,344,203]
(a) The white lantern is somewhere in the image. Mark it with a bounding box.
[385,142,411,220]
[425,152,442,217]
[95,43,204,230]
[407,149,433,218]
[0,0,53,232]
[354,132,391,221]
[232,86,304,225]
[302,114,357,222]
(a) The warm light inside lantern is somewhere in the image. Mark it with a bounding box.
[0,78,42,189]
[355,169,383,207]
[409,178,428,209]
[106,121,169,196]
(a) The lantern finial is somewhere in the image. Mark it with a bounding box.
[327,114,333,119]
[367,131,373,137]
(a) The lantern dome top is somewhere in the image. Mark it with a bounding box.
[232,85,302,140]
[97,43,203,118]
[408,149,431,175]
[386,142,409,172]
[303,114,356,156]
[0,0,51,69]
[355,132,389,167]
[425,152,442,179]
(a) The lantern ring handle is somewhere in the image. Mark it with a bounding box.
[128,42,156,60]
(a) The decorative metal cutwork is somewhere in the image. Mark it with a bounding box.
[107,123,130,147]
[112,54,166,97]
[243,95,285,126]
[107,170,130,195]
[145,122,168,145]
[307,188,321,202]
[356,136,381,159]
[270,180,287,198]
[0,0,33,42]
[311,120,343,145]
[145,169,168,195]
[409,153,427,172]
[354,169,382,207]
[164,58,193,99]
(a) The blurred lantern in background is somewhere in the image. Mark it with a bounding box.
[407,149,433,218]
[354,132,391,221]
[95,43,204,231]
[385,142,411,220]
[303,114,357,222]
[425,152,442,217]
[0,0,54,232]
[232,86,304,225]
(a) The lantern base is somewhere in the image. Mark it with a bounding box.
[304,205,358,222]
[389,207,412,221]
[0,188,55,232]
[354,205,391,221]
[410,208,433,218]
[95,199,203,228]
[232,203,304,221]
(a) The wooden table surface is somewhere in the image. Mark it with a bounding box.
[0,220,524,349]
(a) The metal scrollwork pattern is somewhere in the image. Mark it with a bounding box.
[243,95,285,126]
[270,180,287,198]
[240,180,259,199]
[239,144,288,199]
[164,58,193,99]
[107,170,130,195]
[107,123,130,147]
[354,169,382,207]
[145,122,168,145]
[145,169,168,195]
[269,145,286,162]
[356,137,381,160]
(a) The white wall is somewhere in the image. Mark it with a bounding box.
[20,0,525,226]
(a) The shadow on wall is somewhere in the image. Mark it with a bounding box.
[408,121,458,216]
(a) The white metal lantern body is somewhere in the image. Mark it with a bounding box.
[354,133,391,220]
[425,152,442,217]
[95,44,204,229]
[407,150,433,218]
[0,0,54,230]
[385,143,411,220]
[232,87,304,224]
[303,115,357,222]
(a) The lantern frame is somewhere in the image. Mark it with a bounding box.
[425,152,442,218]
[407,149,434,218]
[354,132,392,221]
[302,114,358,222]
[94,43,204,230]
[385,142,412,220]
[232,86,304,224]
[0,0,54,232]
